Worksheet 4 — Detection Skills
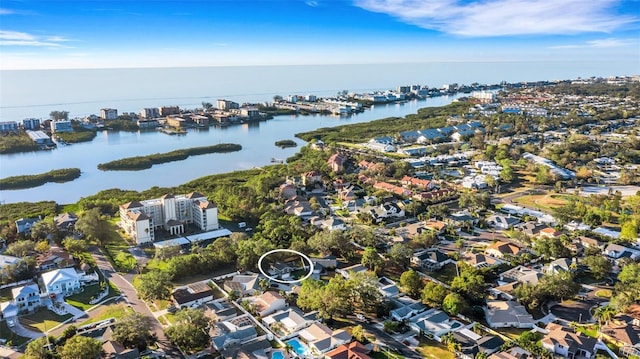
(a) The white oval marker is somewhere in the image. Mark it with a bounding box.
[257,249,315,284]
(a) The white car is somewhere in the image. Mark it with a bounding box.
[7,319,15,327]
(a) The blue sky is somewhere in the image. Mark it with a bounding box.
[0,0,638,69]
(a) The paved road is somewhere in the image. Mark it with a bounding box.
[360,320,423,359]
[89,246,183,359]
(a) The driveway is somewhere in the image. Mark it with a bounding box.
[550,300,595,323]
[7,316,43,340]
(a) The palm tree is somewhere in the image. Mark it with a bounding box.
[594,304,617,328]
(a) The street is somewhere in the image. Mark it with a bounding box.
[89,246,183,359]
[359,320,423,359]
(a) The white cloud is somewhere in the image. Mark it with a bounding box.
[551,37,636,49]
[0,30,73,47]
[0,8,15,15]
[353,0,637,36]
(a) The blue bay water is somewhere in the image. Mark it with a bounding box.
[0,61,637,204]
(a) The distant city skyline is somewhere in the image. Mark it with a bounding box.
[0,0,639,70]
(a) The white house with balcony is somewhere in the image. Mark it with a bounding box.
[41,268,81,297]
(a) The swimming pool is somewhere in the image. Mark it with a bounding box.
[286,338,308,356]
[271,351,285,359]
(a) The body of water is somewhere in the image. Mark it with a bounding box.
[1,61,636,204]
[0,95,458,204]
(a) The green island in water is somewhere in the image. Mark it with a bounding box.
[0,168,81,190]
[275,139,297,148]
[97,143,242,171]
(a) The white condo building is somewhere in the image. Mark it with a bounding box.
[119,192,219,244]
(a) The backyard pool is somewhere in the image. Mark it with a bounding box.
[271,351,285,359]
[286,338,309,356]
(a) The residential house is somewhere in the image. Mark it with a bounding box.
[462,253,504,269]
[41,268,82,296]
[269,262,297,280]
[401,176,434,190]
[12,283,41,312]
[373,182,413,197]
[488,347,535,359]
[545,258,574,274]
[36,246,75,272]
[205,299,238,322]
[325,341,372,359]
[54,212,78,232]
[576,236,603,250]
[377,277,400,298]
[322,217,346,231]
[452,328,504,359]
[171,281,214,309]
[336,264,368,280]
[219,336,274,359]
[0,255,20,270]
[410,308,464,342]
[515,222,546,237]
[541,323,597,359]
[390,297,428,321]
[250,291,287,317]
[539,227,562,239]
[381,203,405,218]
[15,217,41,234]
[279,183,297,199]
[423,220,447,233]
[211,314,258,351]
[223,273,261,296]
[599,316,640,349]
[262,308,317,337]
[485,241,521,259]
[486,214,521,230]
[448,212,479,228]
[604,243,640,261]
[310,255,338,270]
[339,186,357,202]
[484,301,535,329]
[299,322,352,354]
[302,171,323,187]
[328,153,347,173]
[411,249,453,271]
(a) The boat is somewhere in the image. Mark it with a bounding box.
[271,158,284,164]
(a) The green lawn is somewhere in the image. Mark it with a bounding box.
[79,303,132,326]
[428,263,458,285]
[416,338,454,359]
[19,308,72,333]
[0,320,30,347]
[371,349,405,359]
[595,289,613,298]
[65,284,102,311]
[575,324,599,338]
[498,327,530,340]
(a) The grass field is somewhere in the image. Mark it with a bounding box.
[65,284,102,311]
[512,193,568,211]
[595,289,613,298]
[20,309,72,333]
[79,303,132,325]
[428,263,458,285]
[416,338,454,359]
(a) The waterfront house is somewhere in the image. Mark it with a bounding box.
[41,268,82,296]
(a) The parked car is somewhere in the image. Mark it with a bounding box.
[7,319,15,327]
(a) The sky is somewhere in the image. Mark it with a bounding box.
[0,0,639,70]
